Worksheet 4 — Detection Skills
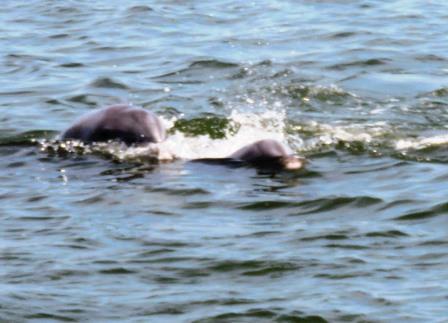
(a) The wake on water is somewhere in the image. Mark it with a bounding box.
[40,106,293,163]
[37,83,448,164]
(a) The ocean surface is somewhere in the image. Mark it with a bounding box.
[1,0,448,322]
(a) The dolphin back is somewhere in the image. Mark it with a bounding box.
[61,104,166,145]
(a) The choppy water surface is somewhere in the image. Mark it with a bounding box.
[1,1,448,322]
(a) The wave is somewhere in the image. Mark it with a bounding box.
[10,106,448,164]
[0,130,57,147]
[3,79,448,163]
[396,134,448,151]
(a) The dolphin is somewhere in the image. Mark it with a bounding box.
[61,104,166,145]
[192,139,305,170]
[229,139,305,170]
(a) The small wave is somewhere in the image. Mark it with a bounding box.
[328,58,390,70]
[292,120,389,153]
[234,196,382,214]
[98,267,137,274]
[126,5,153,14]
[327,31,357,39]
[394,201,448,221]
[207,260,299,276]
[415,54,447,62]
[395,134,448,151]
[25,313,77,322]
[431,87,448,97]
[90,77,129,89]
[292,196,382,216]
[48,33,70,39]
[365,230,408,238]
[197,309,328,323]
[40,139,166,163]
[66,94,97,105]
[154,59,239,81]
[188,59,239,69]
[0,130,57,146]
[59,62,84,68]
[280,83,354,102]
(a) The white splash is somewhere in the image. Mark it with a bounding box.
[298,121,389,151]
[396,133,448,150]
[156,108,291,160]
[41,107,298,162]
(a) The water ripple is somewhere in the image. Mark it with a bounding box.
[1,0,448,322]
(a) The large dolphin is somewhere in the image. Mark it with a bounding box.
[61,104,166,145]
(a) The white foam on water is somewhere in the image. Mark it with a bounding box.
[298,121,389,151]
[49,113,396,161]
[46,99,413,161]
[156,108,291,160]
[395,133,448,150]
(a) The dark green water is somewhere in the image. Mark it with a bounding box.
[1,1,448,322]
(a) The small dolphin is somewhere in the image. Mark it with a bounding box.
[229,139,305,170]
[192,140,305,170]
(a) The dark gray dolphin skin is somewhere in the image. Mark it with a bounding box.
[61,104,166,145]
[229,139,305,170]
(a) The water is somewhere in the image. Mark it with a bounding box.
[1,0,448,322]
